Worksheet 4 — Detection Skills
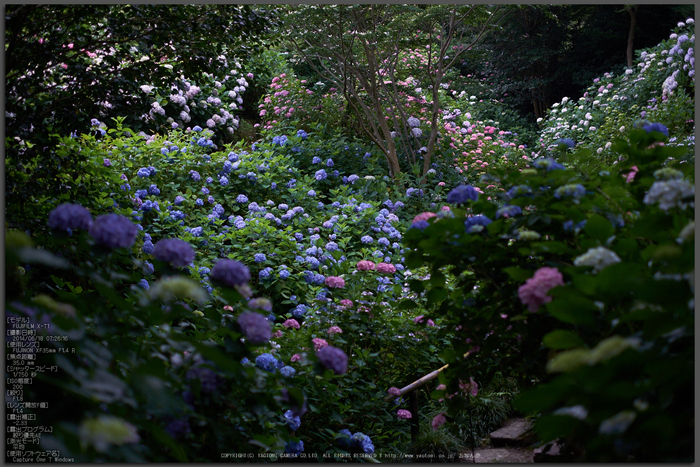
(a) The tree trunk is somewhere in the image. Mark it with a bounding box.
[626,5,638,68]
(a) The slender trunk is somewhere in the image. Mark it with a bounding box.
[626,5,638,68]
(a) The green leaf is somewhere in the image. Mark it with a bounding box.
[584,214,614,243]
[503,266,534,282]
[542,330,585,349]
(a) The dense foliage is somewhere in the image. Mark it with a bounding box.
[5,6,695,463]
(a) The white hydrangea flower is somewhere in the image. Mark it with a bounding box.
[643,179,695,211]
[574,247,621,272]
[407,116,421,127]
[411,128,423,138]
[553,405,588,420]
[140,85,155,94]
[599,411,636,435]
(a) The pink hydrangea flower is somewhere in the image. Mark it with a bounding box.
[223,305,234,311]
[518,267,564,312]
[432,412,447,431]
[339,299,354,308]
[376,263,396,274]
[459,377,479,396]
[397,409,412,419]
[388,387,401,397]
[272,330,283,338]
[412,212,437,223]
[436,384,446,391]
[327,326,343,335]
[324,276,345,288]
[413,315,425,324]
[357,260,376,271]
[283,319,300,329]
[625,165,638,183]
[441,206,451,211]
[312,337,329,351]
[291,354,301,362]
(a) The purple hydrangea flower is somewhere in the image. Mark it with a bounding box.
[317,346,348,375]
[137,168,151,178]
[153,238,195,267]
[48,203,93,231]
[190,170,201,182]
[236,194,249,203]
[237,312,271,344]
[254,253,267,263]
[89,214,138,249]
[315,169,328,181]
[210,259,250,286]
[186,366,220,393]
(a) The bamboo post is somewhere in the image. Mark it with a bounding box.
[383,363,449,403]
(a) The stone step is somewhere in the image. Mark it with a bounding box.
[490,418,535,447]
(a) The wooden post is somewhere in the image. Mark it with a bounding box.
[408,390,419,443]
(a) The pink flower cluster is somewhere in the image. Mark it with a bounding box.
[356,260,376,271]
[324,276,345,288]
[388,387,401,397]
[312,338,329,351]
[413,315,436,326]
[412,212,437,223]
[283,319,300,329]
[517,267,564,312]
[291,354,302,362]
[376,263,396,274]
[397,409,412,419]
[459,377,479,397]
[326,326,343,335]
[339,299,354,308]
[432,412,447,431]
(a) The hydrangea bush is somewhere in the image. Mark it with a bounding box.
[402,126,694,461]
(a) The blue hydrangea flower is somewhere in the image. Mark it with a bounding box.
[135,189,148,199]
[507,185,534,198]
[149,184,160,196]
[410,220,430,230]
[447,185,479,204]
[255,353,279,372]
[315,169,328,181]
[137,168,151,178]
[279,269,290,279]
[555,138,575,149]
[496,205,523,218]
[292,304,308,318]
[220,176,229,186]
[143,262,154,274]
[192,125,203,132]
[312,156,321,164]
[533,158,565,171]
[297,129,308,140]
[254,253,267,263]
[406,188,424,197]
[236,194,248,204]
[325,242,339,252]
[643,122,669,137]
[361,236,373,244]
[393,201,405,209]
[378,237,390,246]
[259,267,273,280]
[138,279,149,290]
[464,215,493,233]
[190,170,201,182]
[284,409,301,430]
[554,184,587,200]
[174,195,185,205]
[285,440,304,455]
[308,190,316,197]
[326,159,334,167]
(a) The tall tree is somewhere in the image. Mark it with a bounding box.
[280,4,502,182]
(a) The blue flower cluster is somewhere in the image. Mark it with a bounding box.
[464,215,493,233]
[337,429,374,454]
[533,158,565,171]
[447,185,478,204]
[554,184,586,200]
[255,353,284,372]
